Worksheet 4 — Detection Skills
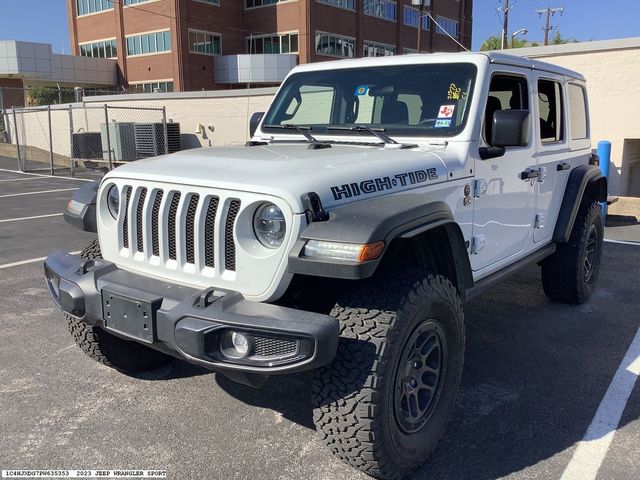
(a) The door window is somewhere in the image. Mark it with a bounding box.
[568,84,588,140]
[484,75,529,145]
[538,79,564,143]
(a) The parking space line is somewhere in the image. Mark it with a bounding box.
[0,188,78,199]
[0,177,54,183]
[0,213,63,223]
[0,251,81,270]
[604,238,640,246]
[0,168,94,182]
[560,326,640,480]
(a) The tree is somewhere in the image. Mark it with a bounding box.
[550,30,578,45]
[480,36,502,51]
[480,35,528,51]
[26,86,58,106]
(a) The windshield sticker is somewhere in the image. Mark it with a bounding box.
[331,168,439,201]
[438,105,455,118]
[355,85,370,96]
[447,83,466,101]
[435,119,452,128]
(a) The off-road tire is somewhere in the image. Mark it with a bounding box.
[541,200,603,304]
[66,238,171,373]
[311,271,465,480]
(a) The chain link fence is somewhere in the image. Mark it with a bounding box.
[4,104,181,177]
[0,85,121,110]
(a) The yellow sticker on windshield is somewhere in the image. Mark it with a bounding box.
[447,83,465,101]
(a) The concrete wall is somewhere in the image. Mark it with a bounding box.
[83,88,277,148]
[515,38,640,195]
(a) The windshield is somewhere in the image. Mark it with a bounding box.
[262,63,477,138]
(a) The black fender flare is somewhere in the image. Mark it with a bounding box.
[287,193,474,293]
[63,180,99,233]
[553,165,607,243]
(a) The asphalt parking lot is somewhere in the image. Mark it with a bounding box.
[1,156,639,480]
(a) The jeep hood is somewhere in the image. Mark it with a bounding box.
[105,144,449,212]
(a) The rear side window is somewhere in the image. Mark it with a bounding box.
[568,84,588,140]
[538,79,564,143]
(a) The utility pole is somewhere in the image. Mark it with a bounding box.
[500,0,510,49]
[536,5,564,45]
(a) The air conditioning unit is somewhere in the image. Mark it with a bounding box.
[71,132,102,159]
[134,122,181,159]
[101,122,137,162]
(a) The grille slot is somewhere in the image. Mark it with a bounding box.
[253,336,299,359]
[185,194,199,264]
[168,192,181,261]
[151,190,163,257]
[225,200,241,271]
[122,187,132,249]
[135,188,147,252]
[204,197,219,268]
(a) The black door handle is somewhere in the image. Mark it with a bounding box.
[557,162,571,171]
[520,168,540,180]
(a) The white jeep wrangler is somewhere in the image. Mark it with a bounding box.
[45,52,607,479]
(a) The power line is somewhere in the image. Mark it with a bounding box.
[536,5,564,45]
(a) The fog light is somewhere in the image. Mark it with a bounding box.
[220,331,252,359]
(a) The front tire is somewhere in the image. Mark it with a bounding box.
[312,272,465,479]
[541,200,604,304]
[66,238,171,373]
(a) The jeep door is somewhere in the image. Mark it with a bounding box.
[471,71,537,272]
[532,74,590,243]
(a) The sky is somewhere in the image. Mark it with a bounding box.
[0,0,639,53]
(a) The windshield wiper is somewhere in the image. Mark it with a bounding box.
[262,124,331,149]
[327,125,412,146]
[328,125,418,149]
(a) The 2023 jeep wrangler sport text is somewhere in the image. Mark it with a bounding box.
[45,52,607,479]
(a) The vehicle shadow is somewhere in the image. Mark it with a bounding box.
[152,244,639,479]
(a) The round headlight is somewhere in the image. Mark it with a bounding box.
[253,203,286,248]
[107,185,120,219]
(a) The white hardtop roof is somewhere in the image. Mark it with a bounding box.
[291,51,585,82]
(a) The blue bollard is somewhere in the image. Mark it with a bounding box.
[597,140,612,221]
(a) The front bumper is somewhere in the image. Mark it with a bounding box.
[44,251,339,383]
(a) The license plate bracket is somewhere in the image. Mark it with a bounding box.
[101,288,162,344]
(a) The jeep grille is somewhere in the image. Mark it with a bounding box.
[120,186,240,272]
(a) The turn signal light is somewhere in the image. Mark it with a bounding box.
[303,240,385,263]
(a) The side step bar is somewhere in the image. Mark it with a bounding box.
[465,243,556,302]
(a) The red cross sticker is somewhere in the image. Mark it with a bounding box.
[438,105,455,118]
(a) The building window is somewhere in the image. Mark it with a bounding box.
[363,0,396,21]
[245,0,289,7]
[123,0,158,5]
[247,33,299,54]
[435,16,459,38]
[315,32,355,58]
[193,0,221,4]
[403,6,429,30]
[129,81,174,93]
[363,41,396,57]
[79,39,118,58]
[189,30,222,55]
[126,31,171,56]
[76,0,114,16]
[316,0,355,10]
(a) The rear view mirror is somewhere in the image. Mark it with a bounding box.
[249,112,264,138]
[491,110,530,148]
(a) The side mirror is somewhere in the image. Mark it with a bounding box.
[249,112,264,138]
[491,110,530,148]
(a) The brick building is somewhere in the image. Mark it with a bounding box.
[67,0,473,92]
